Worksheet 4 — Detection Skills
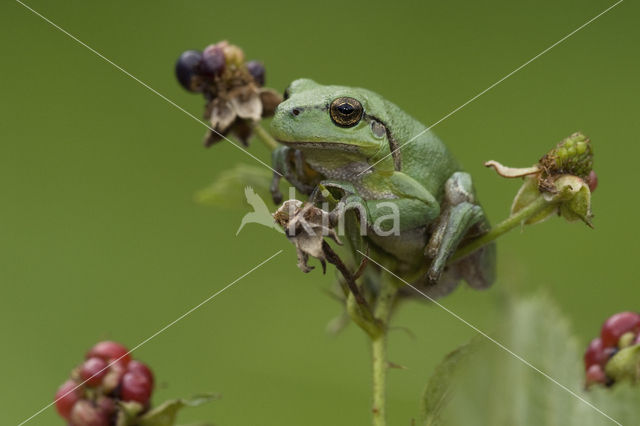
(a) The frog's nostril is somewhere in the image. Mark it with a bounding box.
[292,108,301,116]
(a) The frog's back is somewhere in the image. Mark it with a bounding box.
[380,99,461,199]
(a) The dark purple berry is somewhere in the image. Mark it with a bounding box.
[201,45,226,77]
[175,50,203,92]
[246,60,265,86]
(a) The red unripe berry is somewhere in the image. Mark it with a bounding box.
[584,338,608,370]
[69,400,110,426]
[87,341,131,366]
[55,380,82,420]
[80,357,109,387]
[585,364,607,387]
[586,170,598,193]
[120,372,153,404]
[600,312,640,347]
[127,360,154,388]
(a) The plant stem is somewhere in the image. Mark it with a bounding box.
[252,122,279,150]
[371,277,398,426]
[450,194,550,263]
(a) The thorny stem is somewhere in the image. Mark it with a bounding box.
[252,122,279,150]
[449,194,550,263]
[323,241,382,338]
[371,276,398,426]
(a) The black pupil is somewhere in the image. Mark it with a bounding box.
[337,103,355,115]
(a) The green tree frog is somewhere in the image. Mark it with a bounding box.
[270,79,495,298]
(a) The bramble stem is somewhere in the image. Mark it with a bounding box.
[252,122,279,150]
[450,194,550,263]
[371,277,398,426]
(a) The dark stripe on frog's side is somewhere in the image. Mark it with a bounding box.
[377,98,461,200]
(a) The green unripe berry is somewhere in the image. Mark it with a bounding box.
[619,331,636,349]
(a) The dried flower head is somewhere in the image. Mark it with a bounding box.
[174,41,282,147]
[274,201,342,273]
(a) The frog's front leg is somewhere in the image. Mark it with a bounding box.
[425,172,488,283]
[308,180,366,226]
[317,174,440,234]
[270,146,320,204]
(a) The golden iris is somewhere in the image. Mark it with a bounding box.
[330,97,363,128]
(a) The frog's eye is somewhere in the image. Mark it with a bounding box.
[330,97,363,128]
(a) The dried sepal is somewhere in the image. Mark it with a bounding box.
[259,88,283,117]
[552,175,593,227]
[273,201,342,273]
[208,98,236,132]
[485,161,540,178]
[511,176,557,225]
[229,89,262,121]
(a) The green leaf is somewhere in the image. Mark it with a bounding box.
[138,394,218,426]
[423,294,640,426]
[419,340,475,426]
[195,164,273,209]
[116,401,145,426]
[176,423,215,426]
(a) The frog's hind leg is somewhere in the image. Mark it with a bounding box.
[403,268,462,300]
[425,172,486,283]
[453,233,496,290]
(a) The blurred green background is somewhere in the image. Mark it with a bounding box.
[1,0,638,424]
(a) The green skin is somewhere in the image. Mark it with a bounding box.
[270,79,495,297]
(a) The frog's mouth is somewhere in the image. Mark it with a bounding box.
[277,140,364,153]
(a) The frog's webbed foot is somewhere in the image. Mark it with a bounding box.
[425,172,485,283]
